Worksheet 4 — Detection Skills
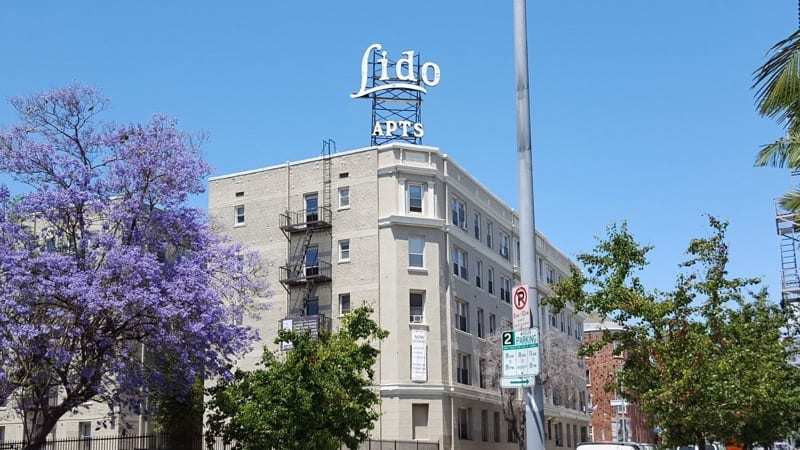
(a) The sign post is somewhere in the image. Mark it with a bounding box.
[512,0,545,449]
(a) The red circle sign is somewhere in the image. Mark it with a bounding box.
[514,286,527,310]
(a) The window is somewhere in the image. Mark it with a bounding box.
[458,408,471,440]
[0,394,6,408]
[500,232,510,259]
[613,340,624,358]
[586,368,591,387]
[48,387,58,407]
[457,353,471,385]
[410,292,425,323]
[547,265,556,284]
[475,260,483,288]
[481,410,488,441]
[234,205,245,225]
[567,423,572,447]
[580,391,587,413]
[555,422,563,447]
[0,426,4,445]
[539,258,544,278]
[339,239,350,262]
[580,426,588,444]
[453,247,468,280]
[339,172,349,179]
[338,186,350,209]
[488,266,495,295]
[507,420,516,443]
[489,314,496,335]
[304,193,319,223]
[493,412,501,442]
[305,245,319,276]
[409,237,425,268]
[305,297,319,315]
[479,358,487,388]
[486,221,493,249]
[451,197,466,229]
[473,212,481,240]
[455,300,469,333]
[500,277,511,302]
[408,183,424,213]
[79,421,91,450]
[339,293,351,315]
[547,420,553,441]
[477,308,485,338]
[412,404,429,440]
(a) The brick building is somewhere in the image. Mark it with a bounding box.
[583,319,657,444]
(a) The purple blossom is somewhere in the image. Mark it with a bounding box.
[0,84,265,447]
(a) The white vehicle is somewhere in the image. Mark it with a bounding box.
[577,442,642,450]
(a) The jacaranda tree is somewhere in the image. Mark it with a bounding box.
[0,85,264,449]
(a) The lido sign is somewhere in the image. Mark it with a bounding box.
[351,43,441,139]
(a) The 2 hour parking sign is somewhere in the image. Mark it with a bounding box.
[501,328,540,388]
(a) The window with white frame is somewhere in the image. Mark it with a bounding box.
[339,239,350,262]
[477,308,485,338]
[475,260,483,288]
[451,197,466,229]
[457,353,472,385]
[234,205,245,225]
[408,183,424,213]
[500,232,510,259]
[487,266,495,294]
[453,246,468,280]
[486,221,493,249]
[409,237,425,268]
[339,293,351,315]
[455,300,469,332]
[338,186,350,209]
[473,212,481,241]
[489,314,496,335]
[410,291,425,323]
[458,407,472,439]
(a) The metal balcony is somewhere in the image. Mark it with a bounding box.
[279,314,333,350]
[279,206,332,233]
[279,261,332,286]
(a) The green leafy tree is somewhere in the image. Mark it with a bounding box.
[545,217,800,448]
[205,306,389,450]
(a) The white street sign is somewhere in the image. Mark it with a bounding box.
[501,327,540,388]
[512,284,532,331]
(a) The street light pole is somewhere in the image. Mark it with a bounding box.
[513,1,546,450]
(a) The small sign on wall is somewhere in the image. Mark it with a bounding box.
[411,328,427,382]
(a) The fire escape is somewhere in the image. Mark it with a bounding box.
[278,140,335,340]
[776,198,800,309]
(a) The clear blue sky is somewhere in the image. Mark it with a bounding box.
[0,1,795,298]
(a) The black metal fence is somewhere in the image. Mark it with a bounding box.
[0,435,438,450]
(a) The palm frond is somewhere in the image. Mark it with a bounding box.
[779,189,800,213]
[753,30,800,125]
[755,133,800,168]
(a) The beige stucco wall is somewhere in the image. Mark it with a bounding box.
[206,143,589,450]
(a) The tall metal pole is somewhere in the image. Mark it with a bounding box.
[513,1,545,450]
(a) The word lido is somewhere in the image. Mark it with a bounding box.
[352,43,441,98]
[372,120,424,139]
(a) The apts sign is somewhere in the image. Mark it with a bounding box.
[351,43,440,142]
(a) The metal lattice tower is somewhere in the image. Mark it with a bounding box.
[368,50,424,146]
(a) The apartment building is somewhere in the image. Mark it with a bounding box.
[583,319,657,444]
[208,142,590,449]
